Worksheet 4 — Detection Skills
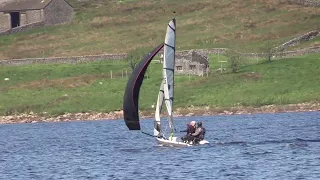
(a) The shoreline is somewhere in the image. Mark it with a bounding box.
[0,102,319,124]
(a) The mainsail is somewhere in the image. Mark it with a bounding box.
[123,44,164,130]
[163,18,176,135]
[154,79,164,136]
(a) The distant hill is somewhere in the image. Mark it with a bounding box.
[0,0,319,59]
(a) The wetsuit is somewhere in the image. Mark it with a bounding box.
[181,125,196,142]
[189,127,206,144]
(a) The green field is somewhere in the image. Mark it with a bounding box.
[1,54,319,116]
[0,0,319,59]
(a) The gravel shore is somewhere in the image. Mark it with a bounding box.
[1,102,319,124]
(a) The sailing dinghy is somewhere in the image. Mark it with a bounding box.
[123,18,209,147]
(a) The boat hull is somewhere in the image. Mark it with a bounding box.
[156,137,209,147]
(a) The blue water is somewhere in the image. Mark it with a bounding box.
[0,111,319,180]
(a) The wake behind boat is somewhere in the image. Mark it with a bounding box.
[123,18,209,147]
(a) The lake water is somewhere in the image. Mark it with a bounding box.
[0,112,319,180]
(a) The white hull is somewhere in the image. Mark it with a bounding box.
[198,140,210,145]
[156,137,209,147]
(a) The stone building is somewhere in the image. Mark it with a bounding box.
[0,0,73,33]
[175,50,210,76]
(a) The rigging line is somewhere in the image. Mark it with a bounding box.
[166,116,176,134]
[141,131,168,140]
[139,121,149,134]
[141,131,156,137]
[163,117,170,137]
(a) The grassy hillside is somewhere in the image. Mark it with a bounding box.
[0,0,319,59]
[1,54,319,116]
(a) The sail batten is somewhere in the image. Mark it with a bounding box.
[123,44,164,130]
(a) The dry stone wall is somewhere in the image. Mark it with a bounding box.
[0,12,9,32]
[20,13,27,26]
[278,46,320,57]
[287,0,320,7]
[277,31,320,50]
[1,28,320,66]
[182,46,320,58]
[0,21,45,36]
[0,54,127,66]
[26,10,43,24]
[0,46,319,66]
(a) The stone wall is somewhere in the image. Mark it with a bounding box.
[20,13,27,26]
[173,46,320,59]
[277,46,320,57]
[1,46,319,66]
[233,46,320,58]
[1,27,319,66]
[0,12,9,32]
[158,48,227,57]
[277,31,320,50]
[287,0,320,7]
[0,53,127,66]
[0,21,45,36]
[26,10,43,24]
[44,0,73,25]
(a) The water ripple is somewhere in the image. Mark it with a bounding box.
[0,111,319,179]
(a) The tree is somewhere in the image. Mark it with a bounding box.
[225,49,244,73]
[125,47,150,70]
[261,41,277,62]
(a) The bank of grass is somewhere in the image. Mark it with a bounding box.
[1,54,319,116]
[0,0,319,59]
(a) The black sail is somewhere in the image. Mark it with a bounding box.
[123,44,164,130]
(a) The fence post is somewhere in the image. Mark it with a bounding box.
[110,70,113,79]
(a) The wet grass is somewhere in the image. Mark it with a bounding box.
[0,0,319,59]
[1,54,319,116]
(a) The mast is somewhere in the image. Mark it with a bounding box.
[163,18,176,137]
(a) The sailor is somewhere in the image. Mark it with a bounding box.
[189,122,206,144]
[181,121,196,143]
